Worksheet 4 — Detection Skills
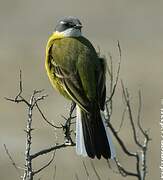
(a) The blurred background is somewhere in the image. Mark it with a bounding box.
[0,0,162,179]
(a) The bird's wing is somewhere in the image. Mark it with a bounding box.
[76,53,106,111]
[49,39,91,113]
[56,64,91,113]
[49,37,106,113]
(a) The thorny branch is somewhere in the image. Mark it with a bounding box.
[33,151,56,175]
[106,79,150,180]
[5,70,75,180]
[30,143,69,160]
[104,42,150,180]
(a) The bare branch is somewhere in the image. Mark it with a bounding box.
[23,92,35,180]
[121,80,143,149]
[114,158,138,177]
[33,152,55,175]
[4,71,30,106]
[141,136,150,180]
[4,96,31,106]
[108,122,137,157]
[136,154,141,180]
[32,94,48,108]
[61,115,76,122]
[106,41,122,104]
[30,143,74,160]
[35,101,62,129]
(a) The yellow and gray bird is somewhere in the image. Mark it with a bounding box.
[45,16,115,159]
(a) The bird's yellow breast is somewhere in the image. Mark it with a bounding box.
[45,32,71,99]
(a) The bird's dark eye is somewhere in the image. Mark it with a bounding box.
[65,22,74,28]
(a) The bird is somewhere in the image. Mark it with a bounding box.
[45,16,116,159]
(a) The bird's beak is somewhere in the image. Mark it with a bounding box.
[75,24,83,29]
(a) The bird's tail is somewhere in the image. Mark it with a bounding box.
[76,105,116,159]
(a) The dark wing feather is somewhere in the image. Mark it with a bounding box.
[58,66,91,113]
[49,46,90,112]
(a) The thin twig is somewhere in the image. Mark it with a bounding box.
[121,80,143,149]
[137,90,147,137]
[32,94,48,108]
[15,69,23,101]
[107,53,113,94]
[90,160,101,180]
[108,122,137,157]
[106,160,111,169]
[106,41,122,104]
[35,101,62,129]
[75,173,79,180]
[33,152,56,175]
[83,161,90,180]
[116,107,127,133]
[4,70,30,107]
[114,158,138,177]
[53,165,57,180]
[4,96,31,106]
[3,144,21,177]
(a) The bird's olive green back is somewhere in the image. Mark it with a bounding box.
[52,37,98,95]
[46,35,106,112]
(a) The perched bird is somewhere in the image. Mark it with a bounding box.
[45,16,115,159]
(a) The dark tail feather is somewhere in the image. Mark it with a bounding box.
[81,109,112,159]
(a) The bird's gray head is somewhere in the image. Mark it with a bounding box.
[55,16,82,37]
